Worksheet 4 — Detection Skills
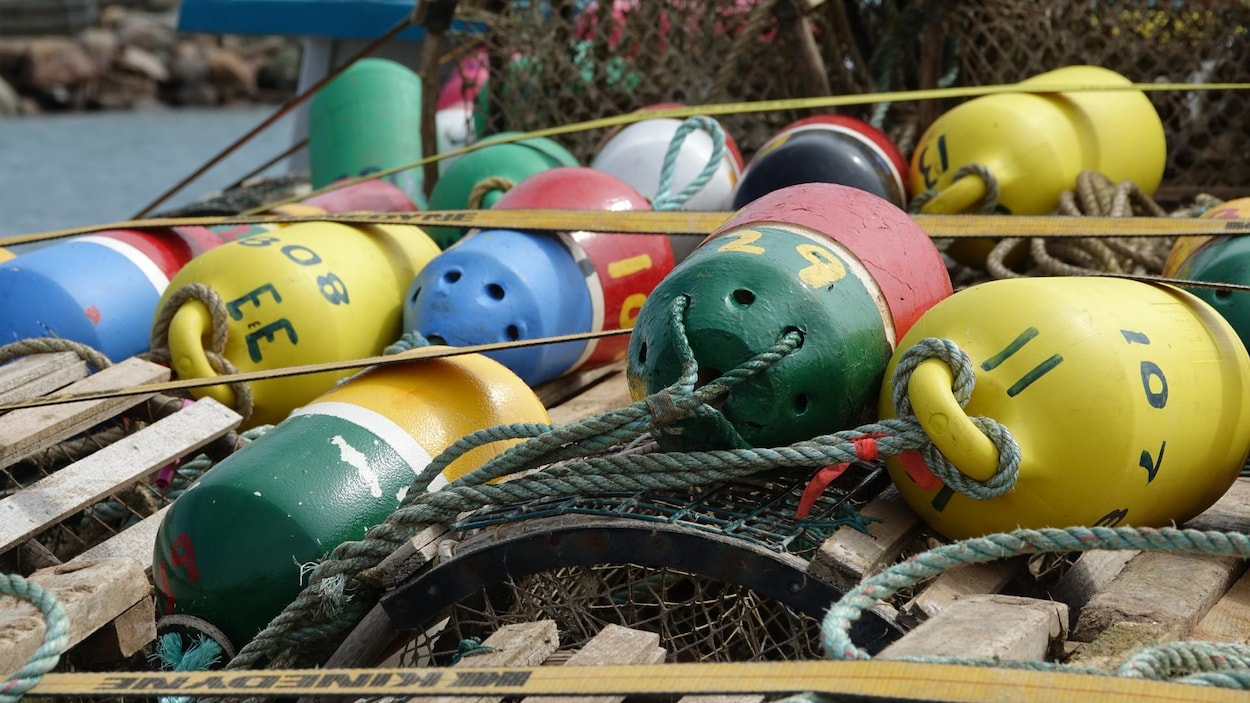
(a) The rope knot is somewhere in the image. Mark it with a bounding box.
[888,337,1021,502]
[644,389,686,434]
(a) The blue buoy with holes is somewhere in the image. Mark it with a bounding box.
[403,228,593,383]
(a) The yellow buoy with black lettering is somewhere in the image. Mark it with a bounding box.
[911,65,1167,266]
[880,276,1250,541]
[155,221,442,428]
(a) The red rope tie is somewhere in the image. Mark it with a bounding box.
[796,433,883,518]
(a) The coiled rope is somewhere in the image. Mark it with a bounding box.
[224,303,1019,670]
[0,574,68,703]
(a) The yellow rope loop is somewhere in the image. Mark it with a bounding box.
[467,176,515,211]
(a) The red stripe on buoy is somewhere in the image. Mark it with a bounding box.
[713,183,951,338]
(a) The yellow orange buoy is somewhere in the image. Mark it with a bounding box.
[880,276,1250,541]
[156,221,442,427]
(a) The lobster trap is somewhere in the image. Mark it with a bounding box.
[439,0,1250,201]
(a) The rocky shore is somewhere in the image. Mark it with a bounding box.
[0,2,300,116]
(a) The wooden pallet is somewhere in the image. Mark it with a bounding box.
[0,353,631,679]
[809,476,1250,666]
[0,352,242,677]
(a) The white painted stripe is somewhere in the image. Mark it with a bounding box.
[76,235,170,294]
[751,222,897,348]
[560,232,603,374]
[289,400,441,491]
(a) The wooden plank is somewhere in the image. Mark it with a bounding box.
[358,524,451,590]
[70,505,171,571]
[71,596,157,665]
[1069,552,1246,645]
[679,697,765,703]
[536,362,625,411]
[0,398,241,553]
[807,486,922,592]
[0,558,149,678]
[0,352,83,394]
[0,357,170,469]
[1191,569,1250,645]
[1184,477,1250,534]
[1051,550,1139,625]
[523,624,665,703]
[899,559,1025,628]
[0,354,89,405]
[548,372,633,426]
[881,594,1068,663]
[425,620,560,703]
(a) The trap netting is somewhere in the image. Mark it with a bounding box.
[440,0,1249,196]
[387,465,888,666]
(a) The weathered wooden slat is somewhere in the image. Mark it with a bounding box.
[1184,476,1250,534]
[899,559,1025,628]
[0,353,89,405]
[0,353,83,394]
[522,624,665,703]
[70,505,171,571]
[0,558,149,678]
[1190,569,1250,645]
[71,596,157,665]
[425,620,560,703]
[0,397,240,553]
[536,362,626,412]
[808,486,922,592]
[1051,550,1139,626]
[881,594,1068,663]
[548,372,633,426]
[0,357,170,469]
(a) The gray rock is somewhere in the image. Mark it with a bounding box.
[0,74,18,116]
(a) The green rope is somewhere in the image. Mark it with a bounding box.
[226,324,1021,670]
[0,574,69,703]
[450,637,498,664]
[651,116,727,212]
[819,526,1250,689]
[151,632,223,703]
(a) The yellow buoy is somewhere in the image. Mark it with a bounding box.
[880,276,1250,541]
[157,221,442,427]
[911,65,1167,266]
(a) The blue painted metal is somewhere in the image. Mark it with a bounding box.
[176,0,483,40]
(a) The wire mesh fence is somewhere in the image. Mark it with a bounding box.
[440,0,1249,200]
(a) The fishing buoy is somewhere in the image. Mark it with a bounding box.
[152,352,550,652]
[591,115,743,262]
[911,65,1167,266]
[434,101,477,174]
[437,45,489,109]
[299,177,418,213]
[732,115,908,210]
[156,221,442,427]
[309,58,426,208]
[424,133,579,249]
[626,183,951,450]
[1161,196,1250,351]
[0,224,248,362]
[881,276,1250,541]
[406,167,672,385]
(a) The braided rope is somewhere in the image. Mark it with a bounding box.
[812,526,1250,693]
[226,324,1022,670]
[0,574,69,703]
[146,283,255,422]
[650,116,728,212]
[0,337,111,372]
[466,175,515,210]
